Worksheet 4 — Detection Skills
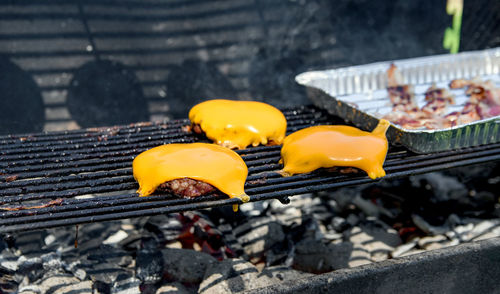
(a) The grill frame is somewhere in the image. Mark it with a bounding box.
[246,237,500,294]
[1,105,499,234]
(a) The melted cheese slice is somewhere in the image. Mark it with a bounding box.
[280,120,390,179]
[189,99,287,149]
[133,143,249,203]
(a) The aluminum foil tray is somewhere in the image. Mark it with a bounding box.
[295,48,500,153]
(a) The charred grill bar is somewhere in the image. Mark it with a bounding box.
[1,105,500,233]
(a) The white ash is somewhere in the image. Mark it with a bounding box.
[239,200,270,217]
[448,219,500,242]
[198,258,262,294]
[344,219,401,263]
[156,282,192,294]
[197,259,306,294]
[391,239,420,258]
[269,199,303,226]
[392,219,500,258]
[112,275,141,294]
[0,248,18,272]
[234,216,285,259]
[55,281,93,294]
[103,230,129,245]
[18,274,85,294]
[418,235,458,250]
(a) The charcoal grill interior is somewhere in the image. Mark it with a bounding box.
[1,105,500,234]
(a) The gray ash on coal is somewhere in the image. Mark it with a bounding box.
[2,164,499,293]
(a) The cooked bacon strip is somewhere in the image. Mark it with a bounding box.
[422,117,453,129]
[486,88,500,106]
[457,79,500,120]
[387,63,404,87]
[386,70,500,129]
[467,84,488,104]
[445,103,481,126]
[387,85,417,111]
[386,64,417,112]
[385,68,500,130]
[382,111,424,129]
[421,99,450,116]
[443,111,460,128]
[439,82,495,128]
[487,105,500,117]
[449,79,471,89]
[424,85,455,103]
[421,85,455,116]
[384,65,422,128]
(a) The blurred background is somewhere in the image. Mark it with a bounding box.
[0,0,498,135]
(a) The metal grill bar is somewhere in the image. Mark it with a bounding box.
[0,105,499,233]
[0,150,289,190]
[0,121,187,146]
[0,128,329,181]
[0,113,323,156]
[1,144,499,209]
[1,144,498,200]
[0,121,187,148]
[0,121,322,168]
[0,107,316,144]
[0,115,320,156]
[0,118,327,169]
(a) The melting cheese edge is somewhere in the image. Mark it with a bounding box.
[133,143,249,204]
[189,99,287,149]
[279,120,391,179]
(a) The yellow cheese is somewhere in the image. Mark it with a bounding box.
[133,143,249,206]
[189,99,287,149]
[279,120,390,179]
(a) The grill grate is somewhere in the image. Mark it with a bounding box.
[1,105,500,233]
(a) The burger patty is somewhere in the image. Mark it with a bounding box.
[157,177,216,197]
[191,124,203,134]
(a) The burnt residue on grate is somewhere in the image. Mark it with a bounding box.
[0,105,500,233]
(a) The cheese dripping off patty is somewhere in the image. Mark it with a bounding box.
[279,120,391,179]
[133,143,249,210]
